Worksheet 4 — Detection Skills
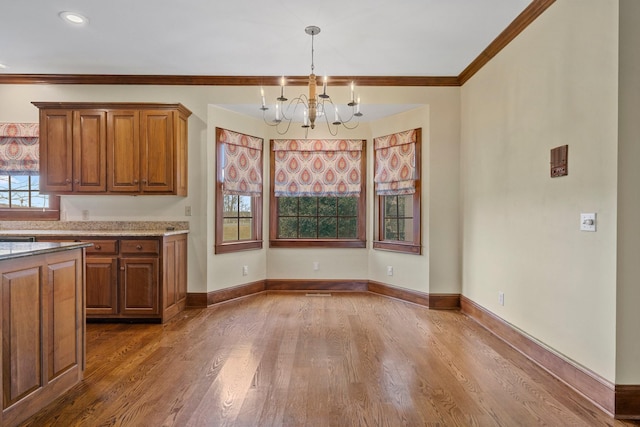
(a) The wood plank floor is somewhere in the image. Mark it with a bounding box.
[19,292,640,426]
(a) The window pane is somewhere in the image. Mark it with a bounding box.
[11,191,29,207]
[31,193,49,208]
[398,195,413,217]
[318,217,337,238]
[299,217,317,238]
[31,175,40,190]
[0,192,9,208]
[223,218,238,241]
[399,218,414,241]
[384,218,398,240]
[279,217,298,238]
[338,197,357,216]
[279,197,298,216]
[299,197,317,216]
[223,195,239,216]
[384,196,398,217]
[0,175,9,191]
[10,175,29,189]
[338,217,357,239]
[318,197,336,216]
[239,195,252,217]
[239,218,252,240]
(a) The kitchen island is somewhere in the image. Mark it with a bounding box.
[0,241,89,427]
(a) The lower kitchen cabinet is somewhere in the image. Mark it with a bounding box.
[38,233,187,323]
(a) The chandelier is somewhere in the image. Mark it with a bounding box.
[260,26,362,136]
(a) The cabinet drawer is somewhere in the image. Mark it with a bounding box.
[120,239,159,255]
[83,239,118,255]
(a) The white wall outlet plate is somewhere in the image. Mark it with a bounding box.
[580,213,596,232]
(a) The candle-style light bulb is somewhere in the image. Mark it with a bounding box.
[260,87,266,107]
[278,76,287,101]
[275,103,281,121]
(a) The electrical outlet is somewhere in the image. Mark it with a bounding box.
[387,266,393,276]
[242,265,248,276]
[185,205,192,216]
[313,261,319,271]
[498,291,505,306]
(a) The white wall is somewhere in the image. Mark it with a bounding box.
[460,0,619,381]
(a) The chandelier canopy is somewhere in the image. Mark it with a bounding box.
[260,26,362,136]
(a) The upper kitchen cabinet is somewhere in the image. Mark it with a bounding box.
[32,102,191,196]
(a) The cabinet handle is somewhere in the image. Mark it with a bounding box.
[136,245,142,250]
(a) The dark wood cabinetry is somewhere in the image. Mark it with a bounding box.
[33,102,191,196]
[37,234,187,323]
[0,247,85,427]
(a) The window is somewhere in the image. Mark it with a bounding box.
[373,128,421,254]
[270,139,366,248]
[0,123,60,220]
[215,128,263,254]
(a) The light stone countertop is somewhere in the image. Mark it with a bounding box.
[0,221,189,237]
[0,241,93,261]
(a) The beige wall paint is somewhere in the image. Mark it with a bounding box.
[616,0,640,384]
[461,0,619,381]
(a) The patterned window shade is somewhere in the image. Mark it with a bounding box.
[0,123,40,176]
[273,139,363,197]
[218,129,263,196]
[374,129,418,195]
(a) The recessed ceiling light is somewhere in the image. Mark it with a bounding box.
[59,11,88,25]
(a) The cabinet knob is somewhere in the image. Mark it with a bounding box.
[134,179,139,184]
[120,266,125,271]
[74,179,80,184]
[95,245,101,250]
[142,179,147,184]
[65,178,71,184]
[136,245,142,250]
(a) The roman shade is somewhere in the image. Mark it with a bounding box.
[0,123,39,176]
[273,139,363,197]
[218,128,263,195]
[374,129,418,195]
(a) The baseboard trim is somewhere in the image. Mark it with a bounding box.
[615,385,640,420]
[460,296,619,417]
[186,280,266,308]
[265,279,368,292]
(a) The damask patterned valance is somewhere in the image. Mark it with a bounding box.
[0,123,39,176]
[273,139,363,197]
[218,128,263,196]
[374,129,418,196]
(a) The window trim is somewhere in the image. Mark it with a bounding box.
[269,139,366,249]
[373,129,422,254]
[214,128,263,254]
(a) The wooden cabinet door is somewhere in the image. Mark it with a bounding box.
[175,111,189,196]
[44,253,82,381]
[107,110,140,192]
[1,260,43,408]
[86,257,118,315]
[39,109,73,192]
[119,257,159,315]
[141,110,174,193]
[73,110,107,192]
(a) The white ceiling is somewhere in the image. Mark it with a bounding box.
[0,0,533,121]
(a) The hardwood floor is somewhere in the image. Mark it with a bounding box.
[18,292,640,426]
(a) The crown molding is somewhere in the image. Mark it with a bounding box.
[0,0,555,88]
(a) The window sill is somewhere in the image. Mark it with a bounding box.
[215,240,263,254]
[270,239,366,249]
[373,241,421,254]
